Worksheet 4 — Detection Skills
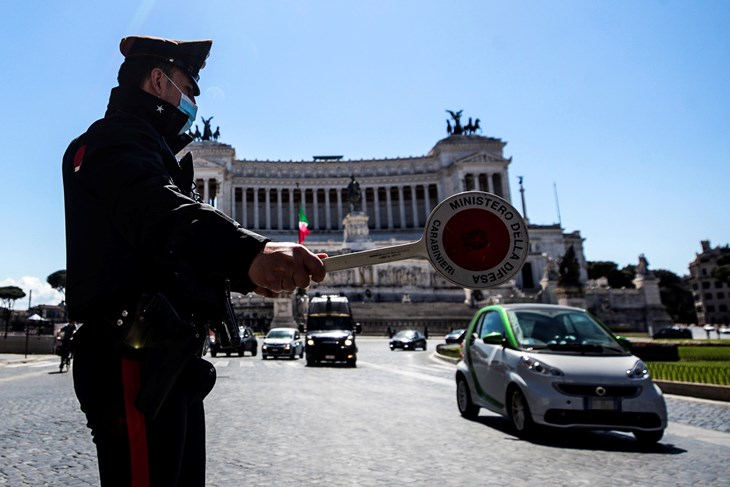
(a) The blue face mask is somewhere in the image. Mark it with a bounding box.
[164,74,198,135]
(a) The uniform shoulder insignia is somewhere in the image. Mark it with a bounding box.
[73,145,86,173]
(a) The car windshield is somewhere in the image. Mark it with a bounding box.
[267,329,294,339]
[393,331,416,339]
[506,308,627,355]
[307,316,352,331]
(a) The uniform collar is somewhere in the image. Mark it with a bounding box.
[105,85,193,152]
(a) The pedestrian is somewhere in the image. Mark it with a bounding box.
[62,36,326,486]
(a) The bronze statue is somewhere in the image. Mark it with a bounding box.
[201,116,214,141]
[558,245,582,288]
[346,175,362,213]
[636,254,650,276]
[192,124,202,141]
[446,109,463,135]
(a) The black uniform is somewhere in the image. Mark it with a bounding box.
[63,83,268,486]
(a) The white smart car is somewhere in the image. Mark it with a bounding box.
[455,304,667,444]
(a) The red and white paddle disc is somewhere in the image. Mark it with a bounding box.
[324,191,529,289]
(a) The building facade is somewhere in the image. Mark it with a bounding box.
[188,132,670,332]
[689,240,730,326]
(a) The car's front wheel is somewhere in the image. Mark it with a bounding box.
[509,388,534,437]
[633,429,664,445]
[456,375,479,419]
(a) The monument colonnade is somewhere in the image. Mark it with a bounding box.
[206,170,504,233]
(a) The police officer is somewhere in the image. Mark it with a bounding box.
[62,36,326,486]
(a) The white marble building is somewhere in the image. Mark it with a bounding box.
[187,132,669,331]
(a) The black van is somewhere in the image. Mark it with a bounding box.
[303,295,361,367]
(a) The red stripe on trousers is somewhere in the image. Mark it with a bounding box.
[121,358,150,487]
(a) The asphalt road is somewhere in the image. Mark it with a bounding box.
[1,338,729,486]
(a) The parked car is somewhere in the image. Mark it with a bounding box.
[389,330,427,351]
[455,303,667,444]
[208,326,258,357]
[262,328,304,360]
[444,329,466,344]
[652,326,693,339]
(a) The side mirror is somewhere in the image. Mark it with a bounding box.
[482,332,504,345]
[298,323,305,333]
[355,323,362,334]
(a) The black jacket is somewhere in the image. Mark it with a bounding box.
[62,85,269,321]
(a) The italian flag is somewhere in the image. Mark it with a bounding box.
[298,204,310,244]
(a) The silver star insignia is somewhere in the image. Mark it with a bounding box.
[156,105,164,113]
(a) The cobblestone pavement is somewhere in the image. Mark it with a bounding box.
[1,340,729,486]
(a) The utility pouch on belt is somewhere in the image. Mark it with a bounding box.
[122,293,202,420]
[209,280,241,349]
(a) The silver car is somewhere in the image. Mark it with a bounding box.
[261,327,304,360]
[455,304,667,444]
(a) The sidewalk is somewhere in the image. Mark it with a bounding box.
[0,353,56,365]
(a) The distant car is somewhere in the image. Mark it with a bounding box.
[456,303,667,444]
[444,329,466,344]
[652,326,693,339]
[208,326,258,357]
[262,328,304,360]
[390,330,427,351]
[719,326,730,335]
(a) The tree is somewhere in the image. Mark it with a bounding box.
[0,286,26,338]
[711,254,730,285]
[655,269,697,324]
[47,269,67,295]
[587,261,635,289]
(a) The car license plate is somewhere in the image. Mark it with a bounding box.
[325,355,335,360]
[587,398,618,410]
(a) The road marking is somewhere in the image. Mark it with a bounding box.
[358,361,452,386]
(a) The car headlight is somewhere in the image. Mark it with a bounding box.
[307,338,314,346]
[626,360,650,379]
[344,336,353,347]
[285,344,291,350]
[262,344,268,350]
[520,355,563,376]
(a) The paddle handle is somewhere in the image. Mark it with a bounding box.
[324,240,425,272]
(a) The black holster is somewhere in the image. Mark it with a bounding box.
[122,293,207,420]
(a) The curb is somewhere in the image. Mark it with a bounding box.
[654,380,730,403]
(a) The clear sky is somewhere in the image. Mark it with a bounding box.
[2,0,729,306]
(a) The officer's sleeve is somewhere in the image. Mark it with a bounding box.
[78,118,268,293]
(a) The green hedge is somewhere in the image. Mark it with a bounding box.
[677,346,730,362]
[648,361,730,386]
